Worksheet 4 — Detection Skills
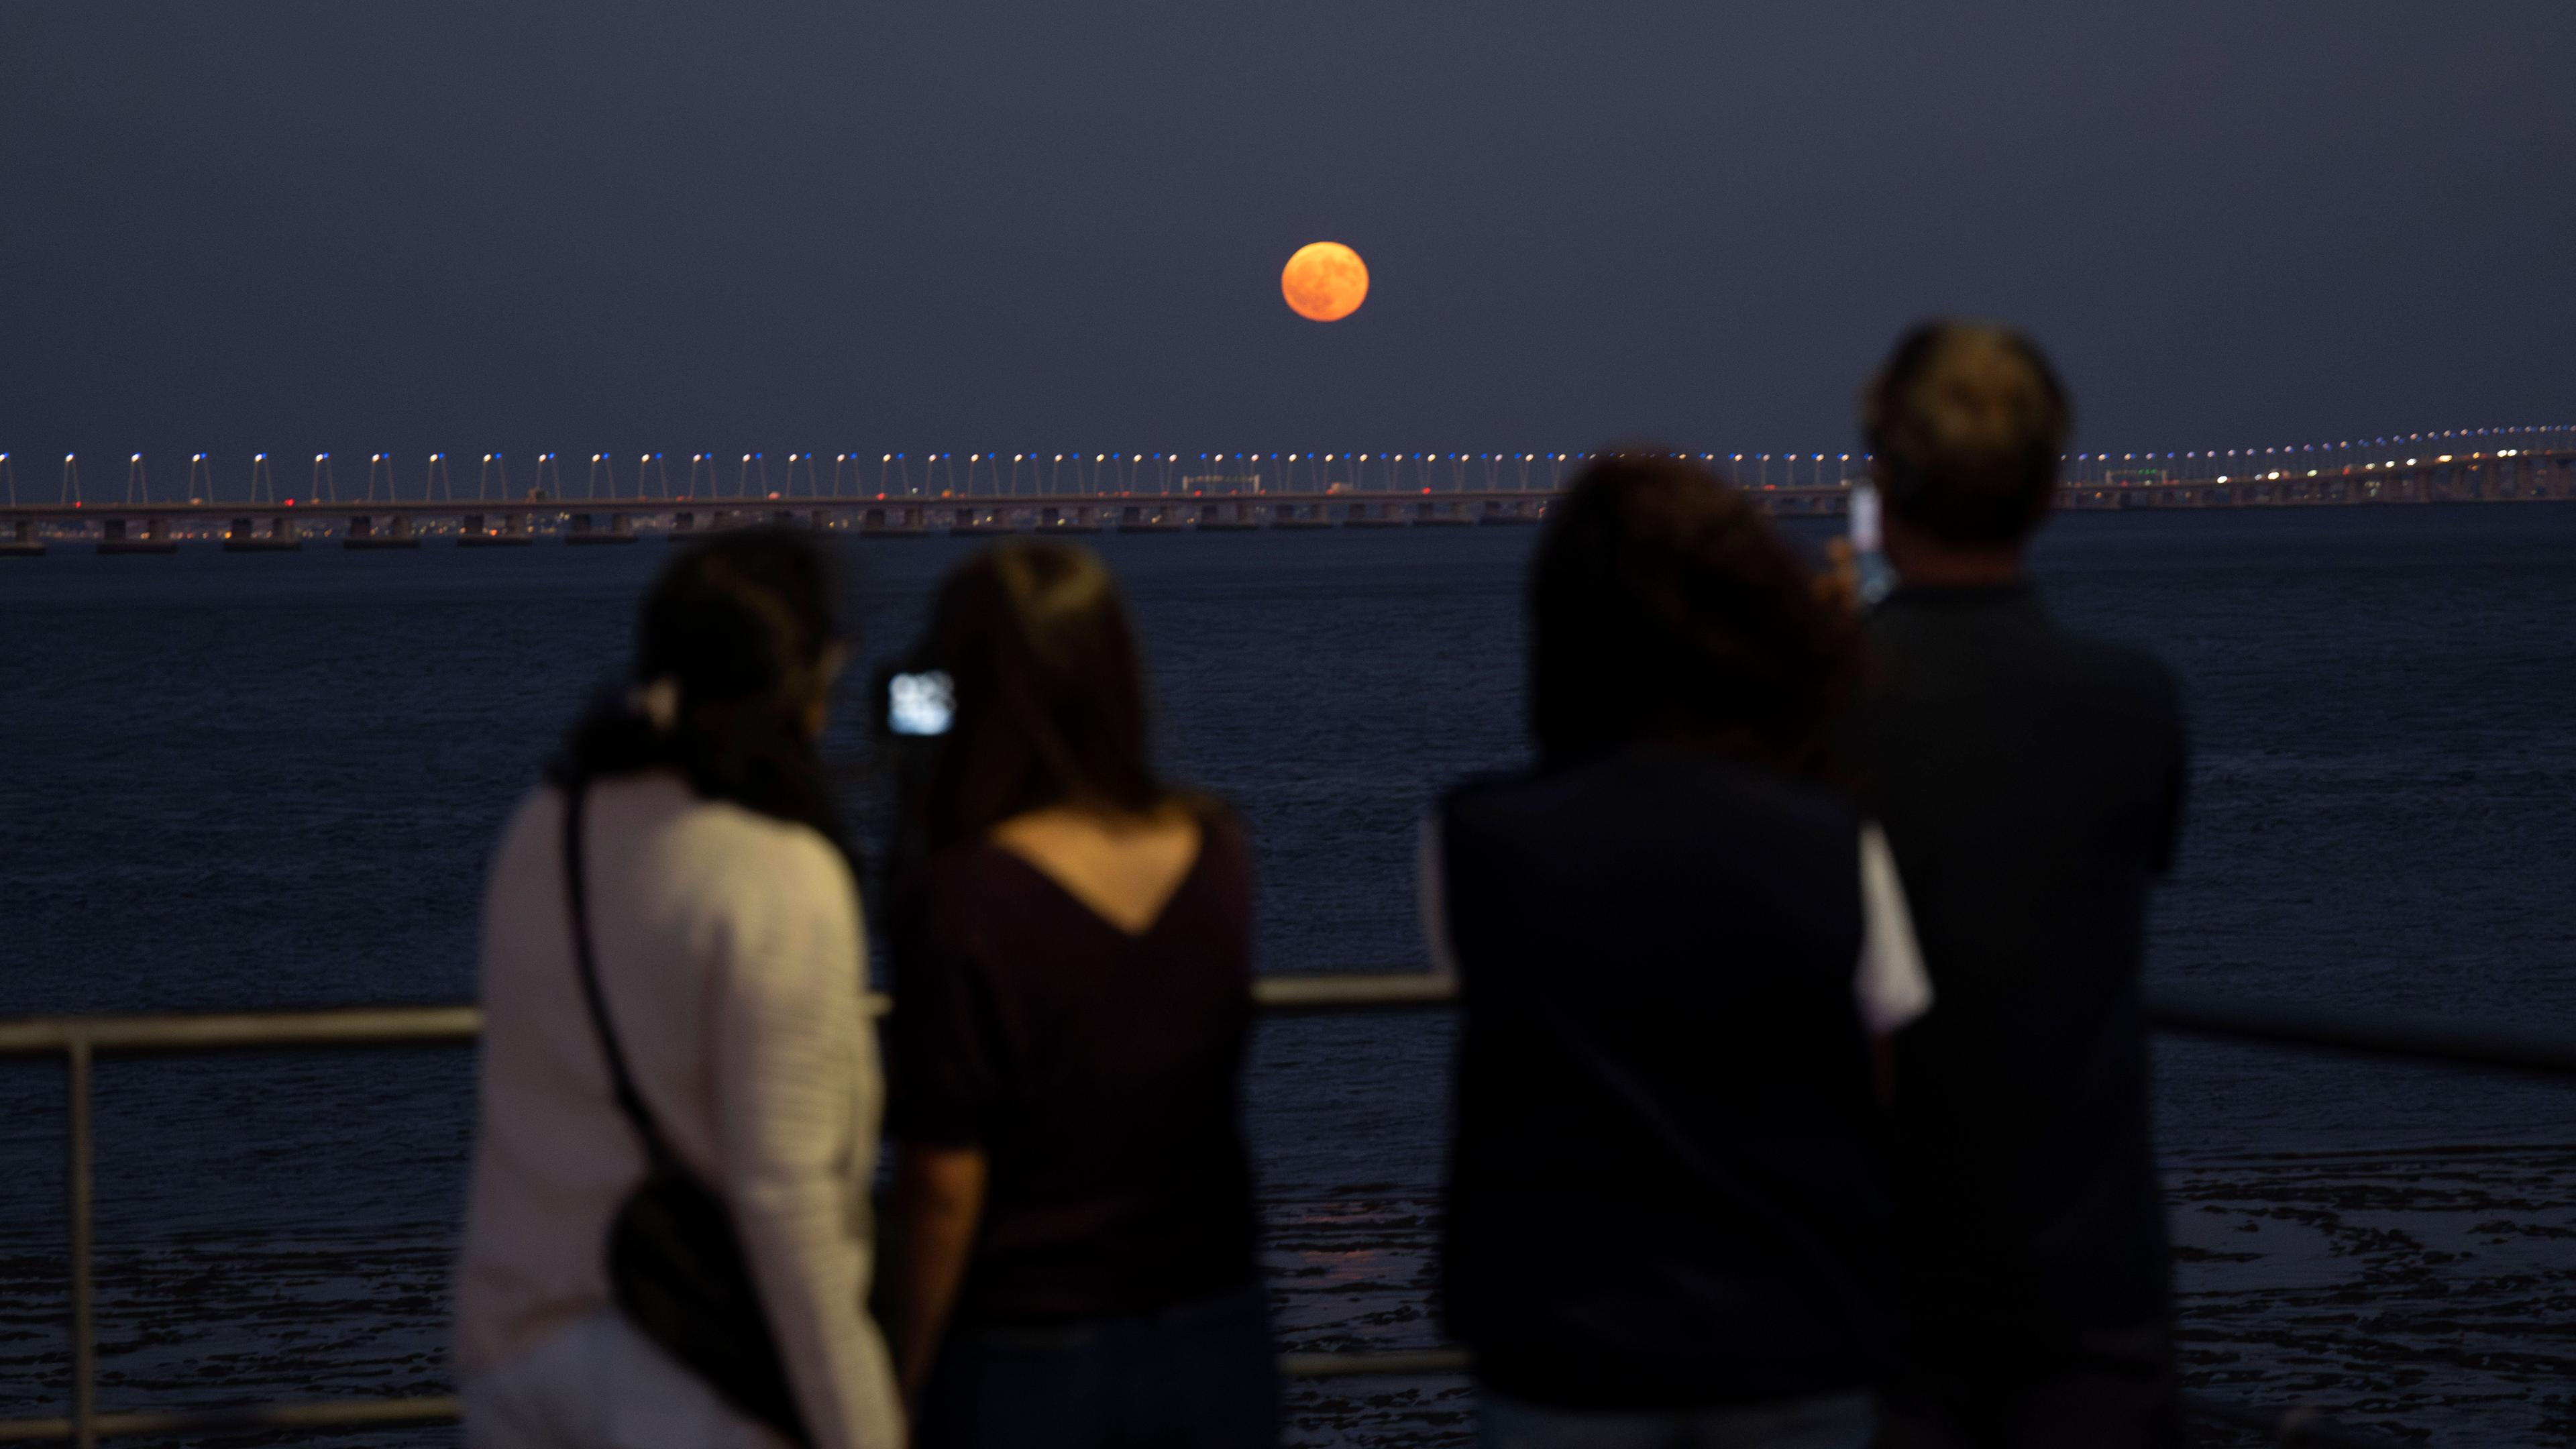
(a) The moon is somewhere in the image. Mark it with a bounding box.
[1281,241,1368,322]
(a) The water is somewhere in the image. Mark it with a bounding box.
[2,509,2571,1444]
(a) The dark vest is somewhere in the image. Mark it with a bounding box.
[1437,744,1894,1409]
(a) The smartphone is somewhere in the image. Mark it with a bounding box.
[1847,479,1896,606]
[883,669,955,737]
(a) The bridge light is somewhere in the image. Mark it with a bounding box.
[131,453,141,462]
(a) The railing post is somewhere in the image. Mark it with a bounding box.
[66,1036,95,1449]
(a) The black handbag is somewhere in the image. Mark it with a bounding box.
[561,777,813,1446]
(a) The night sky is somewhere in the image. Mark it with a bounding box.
[2,1,2569,478]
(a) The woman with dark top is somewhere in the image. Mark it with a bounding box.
[1423,455,1931,1448]
[885,541,1277,1449]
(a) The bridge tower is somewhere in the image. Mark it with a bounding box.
[0,455,38,555]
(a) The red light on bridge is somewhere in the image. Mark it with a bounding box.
[284,498,296,506]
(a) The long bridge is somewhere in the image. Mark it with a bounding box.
[2,435,2570,553]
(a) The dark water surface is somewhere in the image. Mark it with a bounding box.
[1,508,2571,1443]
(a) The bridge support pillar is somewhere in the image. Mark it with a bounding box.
[566,512,639,546]
[459,511,530,548]
[1,518,42,556]
[99,517,178,555]
[345,515,421,550]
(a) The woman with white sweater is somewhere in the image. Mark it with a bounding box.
[458,530,900,1449]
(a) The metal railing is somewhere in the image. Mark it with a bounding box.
[1,976,2567,1447]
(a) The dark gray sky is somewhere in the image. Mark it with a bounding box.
[3,1,2569,478]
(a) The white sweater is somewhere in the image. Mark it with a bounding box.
[456,772,900,1449]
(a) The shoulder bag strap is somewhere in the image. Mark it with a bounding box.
[561,776,677,1167]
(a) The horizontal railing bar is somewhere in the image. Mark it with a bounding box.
[0,1006,482,1057]
[0,1375,2395,1444]
[1281,1348,1473,1377]
[1252,972,1456,1013]
[3,978,2571,1080]
[0,1395,460,1443]
[2147,994,2576,1080]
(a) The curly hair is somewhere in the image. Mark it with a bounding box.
[1530,453,1860,777]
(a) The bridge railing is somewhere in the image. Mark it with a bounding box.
[1,976,2568,1448]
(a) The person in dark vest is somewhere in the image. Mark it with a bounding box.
[1424,453,1932,1449]
[1844,322,2189,1448]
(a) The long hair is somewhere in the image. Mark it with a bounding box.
[551,527,846,843]
[1530,452,1860,777]
[916,542,1165,852]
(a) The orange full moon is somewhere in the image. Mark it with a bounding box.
[1281,241,1368,321]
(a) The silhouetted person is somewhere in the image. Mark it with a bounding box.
[459,530,900,1449]
[1845,323,2188,1448]
[1426,455,1932,1449]
[884,542,1278,1449]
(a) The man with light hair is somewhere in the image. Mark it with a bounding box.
[1845,321,2188,1448]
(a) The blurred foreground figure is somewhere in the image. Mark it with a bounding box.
[1847,323,2188,1448]
[884,542,1279,1449]
[1427,456,1932,1448]
[458,530,900,1448]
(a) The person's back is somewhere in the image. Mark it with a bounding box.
[1442,748,1893,1407]
[1430,457,1929,1449]
[458,530,900,1449]
[1857,588,2181,1319]
[890,801,1258,1323]
[884,541,1275,1449]
[1843,323,2187,1447]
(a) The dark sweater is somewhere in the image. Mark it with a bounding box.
[1436,745,1894,1409]
[1844,583,2186,1336]
[885,812,1261,1324]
